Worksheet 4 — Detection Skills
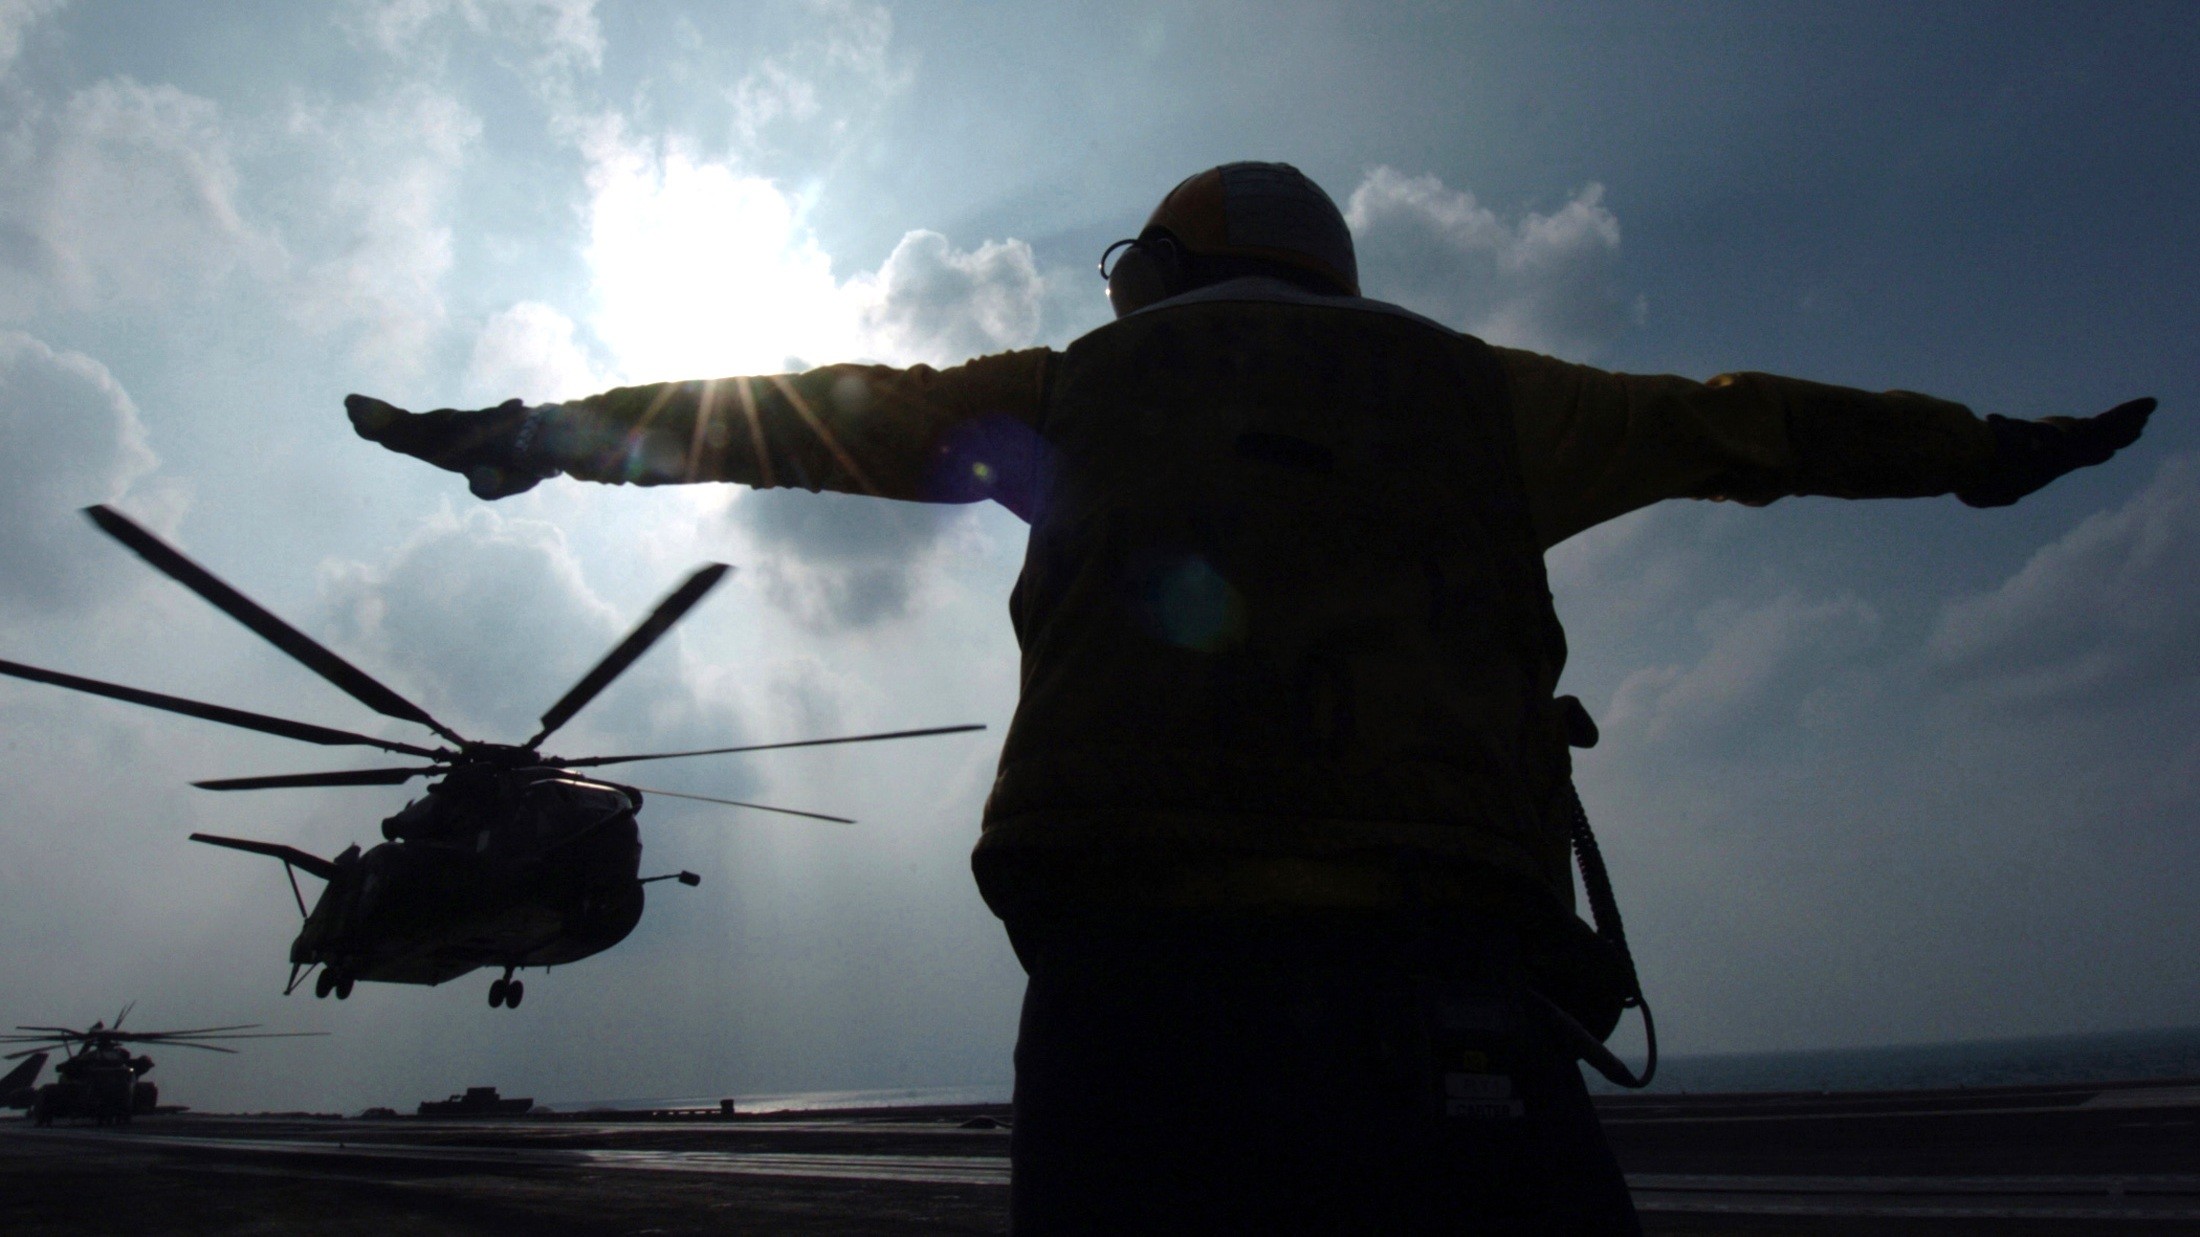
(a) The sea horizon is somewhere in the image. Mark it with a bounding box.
[524,1023,2200,1114]
[1583,1021,2200,1095]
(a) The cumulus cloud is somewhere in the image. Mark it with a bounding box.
[727,1,907,161]
[465,300,605,403]
[578,125,1052,381]
[319,507,622,740]
[280,84,480,371]
[578,131,856,381]
[1603,590,1882,751]
[0,0,66,78]
[1345,166,1639,357]
[0,68,478,373]
[346,0,604,80]
[532,0,907,355]
[737,490,961,632]
[0,331,157,617]
[567,124,1045,632]
[1928,455,2200,705]
[338,512,760,801]
[851,230,1043,366]
[316,506,751,768]
[497,4,1018,635]
[0,78,277,318]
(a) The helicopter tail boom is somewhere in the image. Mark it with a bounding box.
[0,1051,46,1105]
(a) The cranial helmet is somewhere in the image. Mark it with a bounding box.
[1144,162,1359,296]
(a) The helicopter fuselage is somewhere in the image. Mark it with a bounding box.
[292,770,649,989]
[32,1043,155,1126]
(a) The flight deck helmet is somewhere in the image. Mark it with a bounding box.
[1101,162,1359,317]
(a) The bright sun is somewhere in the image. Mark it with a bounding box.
[585,143,865,383]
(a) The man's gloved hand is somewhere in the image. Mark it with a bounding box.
[1956,397,2158,508]
[345,395,559,500]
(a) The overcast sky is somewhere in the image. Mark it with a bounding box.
[1,1,2194,1112]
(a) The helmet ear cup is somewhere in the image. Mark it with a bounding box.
[1105,235,1185,318]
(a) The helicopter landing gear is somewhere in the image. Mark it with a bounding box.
[315,969,355,1000]
[488,968,524,1009]
[336,975,355,1000]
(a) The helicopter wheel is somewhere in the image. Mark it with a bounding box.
[488,978,508,1008]
[335,975,355,1000]
[505,980,524,1009]
[314,969,336,999]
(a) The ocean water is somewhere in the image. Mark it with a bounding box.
[539,1082,1012,1115]
[541,1026,2200,1113]
[1583,1023,2200,1095]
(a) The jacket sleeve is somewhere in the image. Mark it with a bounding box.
[1495,347,2000,549]
[544,348,1055,514]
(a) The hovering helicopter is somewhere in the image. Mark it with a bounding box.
[0,507,984,1009]
[1,1004,324,1126]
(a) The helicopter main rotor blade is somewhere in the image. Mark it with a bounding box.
[83,505,466,746]
[144,1025,325,1034]
[0,659,444,759]
[528,563,731,748]
[195,767,441,791]
[561,723,988,769]
[3,1025,327,1046]
[122,1025,327,1034]
[4,1047,53,1060]
[146,1041,240,1054]
[624,785,855,824]
[134,1025,325,1034]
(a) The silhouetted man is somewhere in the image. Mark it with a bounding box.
[349,162,2154,1234]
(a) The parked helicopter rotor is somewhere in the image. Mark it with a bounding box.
[0,506,987,1007]
[0,1003,325,1126]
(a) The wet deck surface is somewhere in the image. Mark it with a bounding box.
[5,1078,2197,1233]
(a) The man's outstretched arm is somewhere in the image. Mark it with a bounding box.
[1498,346,2156,548]
[347,349,1054,512]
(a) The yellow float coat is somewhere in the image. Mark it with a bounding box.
[549,281,1995,927]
